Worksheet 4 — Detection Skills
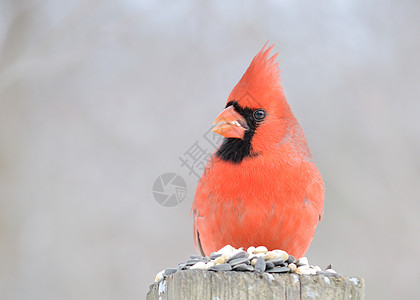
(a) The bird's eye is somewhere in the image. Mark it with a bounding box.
[253,109,266,121]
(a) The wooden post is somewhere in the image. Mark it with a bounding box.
[147,270,364,300]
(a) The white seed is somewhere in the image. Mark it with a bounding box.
[250,258,258,266]
[263,251,278,261]
[326,269,337,274]
[254,246,268,254]
[288,263,297,272]
[215,254,228,265]
[229,248,245,260]
[225,252,235,261]
[205,262,215,269]
[313,265,322,272]
[190,261,206,270]
[154,270,164,282]
[296,265,309,272]
[300,266,317,275]
[296,265,316,275]
[271,250,289,261]
[247,246,256,255]
[253,252,266,258]
[216,245,236,255]
[230,120,241,127]
[297,257,309,266]
[215,245,237,262]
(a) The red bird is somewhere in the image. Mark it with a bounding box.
[192,45,324,259]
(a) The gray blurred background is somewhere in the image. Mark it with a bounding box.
[1,0,419,299]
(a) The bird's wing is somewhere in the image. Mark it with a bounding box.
[192,204,206,256]
[304,169,325,222]
[191,176,209,256]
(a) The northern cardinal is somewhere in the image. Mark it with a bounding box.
[191,44,324,259]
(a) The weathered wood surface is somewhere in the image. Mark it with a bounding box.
[147,270,364,300]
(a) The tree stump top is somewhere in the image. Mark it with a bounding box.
[147,270,364,300]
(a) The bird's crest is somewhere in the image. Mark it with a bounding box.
[228,43,284,109]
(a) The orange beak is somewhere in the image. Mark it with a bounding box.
[212,106,248,139]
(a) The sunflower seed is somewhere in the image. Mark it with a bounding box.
[228,251,248,262]
[163,268,177,276]
[267,266,290,273]
[210,252,222,260]
[152,245,341,282]
[287,255,295,264]
[268,258,285,266]
[208,263,232,271]
[232,263,254,271]
[176,263,187,271]
[255,257,266,272]
[228,257,250,266]
[265,261,275,270]
[185,259,203,266]
[317,271,339,276]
